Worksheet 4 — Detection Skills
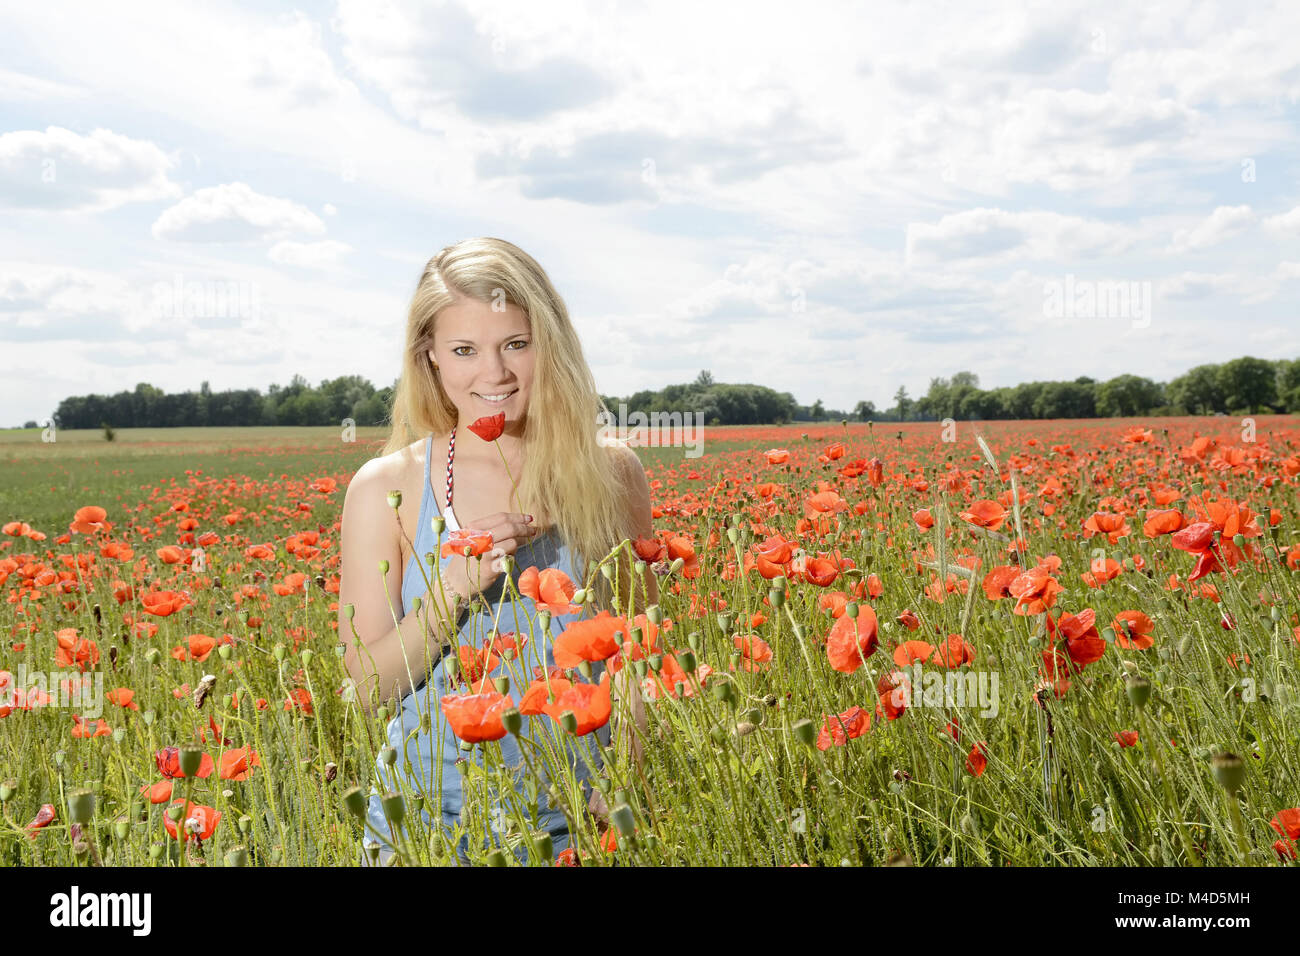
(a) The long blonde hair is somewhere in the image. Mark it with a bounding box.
[384,237,639,608]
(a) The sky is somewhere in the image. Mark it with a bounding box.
[1,0,1299,427]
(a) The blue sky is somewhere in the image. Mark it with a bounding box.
[2,0,1299,426]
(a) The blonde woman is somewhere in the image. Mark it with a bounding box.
[340,237,655,866]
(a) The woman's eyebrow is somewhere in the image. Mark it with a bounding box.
[446,331,531,344]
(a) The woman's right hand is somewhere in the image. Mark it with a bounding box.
[440,512,540,599]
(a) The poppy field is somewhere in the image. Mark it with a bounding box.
[2,417,1299,866]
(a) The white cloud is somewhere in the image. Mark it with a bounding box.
[1263,206,1300,237]
[151,182,327,243]
[905,208,1137,267]
[1169,205,1255,253]
[0,126,182,212]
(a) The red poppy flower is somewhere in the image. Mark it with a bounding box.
[965,741,989,776]
[1114,730,1139,748]
[468,413,506,442]
[164,800,221,842]
[731,633,773,671]
[441,528,494,559]
[141,590,190,617]
[440,691,514,743]
[70,506,108,535]
[816,705,871,750]
[219,746,261,781]
[826,605,879,673]
[139,780,173,804]
[519,675,573,715]
[518,566,582,615]
[155,746,214,779]
[553,611,627,668]
[26,804,56,838]
[543,672,612,735]
[765,449,789,465]
[959,500,1006,531]
[1112,610,1155,649]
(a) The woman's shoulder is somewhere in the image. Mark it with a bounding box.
[347,436,429,498]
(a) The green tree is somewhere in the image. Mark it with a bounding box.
[1216,357,1277,413]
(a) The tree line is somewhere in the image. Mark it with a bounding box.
[27,355,1300,431]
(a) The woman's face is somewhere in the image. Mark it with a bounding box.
[429,294,535,432]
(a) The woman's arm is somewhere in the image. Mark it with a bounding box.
[338,457,466,713]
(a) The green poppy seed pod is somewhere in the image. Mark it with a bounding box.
[300,649,314,668]
[628,626,642,647]
[734,721,757,737]
[381,792,405,828]
[1026,634,1040,648]
[377,705,389,722]
[730,649,743,670]
[217,643,233,660]
[419,711,432,734]
[112,727,125,743]
[53,750,66,767]
[380,746,397,766]
[409,794,423,815]
[486,848,508,867]
[272,642,286,661]
[237,608,249,624]
[669,556,685,574]
[792,718,816,747]
[344,603,356,621]
[559,710,578,734]
[1270,605,1283,622]
[299,758,313,775]
[224,845,249,867]
[537,610,552,631]
[113,819,129,839]
[578,661,593,680]
[141,710,155,726]
[532,831,553,860]
[741,707,761,725]
[769,588,785,608]
[148,843,164,861]
[845,601,859,619]
[270,846,283,864]
[387,490,402,510]
[634,560,646,576]
[409,596,422,615]
[166,803,185,822]
[145,647,161,666]
[178,744,204,777]
[600,563,613,580]
[494,678,511,700]
[726,527,740,545]
[675,681,686,698]
[377,559,390,575]
[1233,533,1245,548]
[678,650,696,672]
[238,814,253,833]
[502,707,522,735]
[1125,676,1151,708]
[712,677,734,704]
[444,657,460,680]
[717,612,733,632]
[648,653,663,673]
[594,775,611,794]
[1211,751,1246,793]
[646,604,663,625]
[611,803,636,837]
[1192,482,1203,496]
[633,658,648,678]
[772,574,788,593]
[1274,684,1291,709]
[430,515,445,536]
[687,631,701,652]
[710,724,727,745]
[67,788,95,825]
[1102,627,1116,644]
[0,779,15,802]
[459,738,475,751]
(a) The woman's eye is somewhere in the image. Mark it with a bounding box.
[506,340,528,350]
[452,346,473,356]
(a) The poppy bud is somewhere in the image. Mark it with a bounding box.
[669,557,684,574]
[1178,636,1194,658]
[1274,684,1291,709]
[149,844,164,861]
[68,788,95,825]
[687,631,701,652]
[792,718,816,747]
[734,721,756,737]
[712,677,735,704]
[633,659,648,678]
[634,560,646,576]
[225,845,249,867]
[381,792,405,827]
[387,491,402,510]
[377,705,389,722]
[674,681,686,698]
[301,649,314,668]
[578,661,593,680]
[646,604,662,625]
[344,603,356,621]
[726,527,740,545]
[378,559,390,575]
[502,707,522,735]
[678,650,696,673]
[769,588,785,609]
[1211,751,1245,793]
[559,710,578,734]
[142,710,155,726]
[114,819,129,839]
[145,647,161,666]
[272,642,286,661]
[532,831,553,860]
[741,707,761,725]
[730,649,743,670]
[178,744,204,777]
[0,779,15,802]
[611,803,636,837]
[1125,676,1151,708]
[600,563,613,580]
[1101,627,1115,644]
[218,643,232,660]
[444,657,460,680]
[486,848,508,867]
[648,653,663,673]
[709,724,727,745]
[1232,533,1245,548]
